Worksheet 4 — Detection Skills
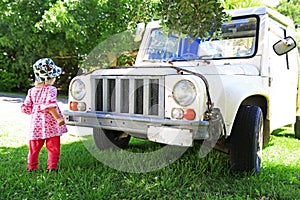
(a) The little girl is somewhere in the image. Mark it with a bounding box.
[21,58,68,172]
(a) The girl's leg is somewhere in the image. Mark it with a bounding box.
[27,139,45,170]
[46,136,61,170]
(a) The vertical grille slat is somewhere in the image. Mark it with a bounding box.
[121,79,129,113]
[149,79,159,115]
[107,79,116,112]
[134,79,144,114]
[96,79,103,111]
[95,76,164,117]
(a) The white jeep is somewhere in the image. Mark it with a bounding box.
[64,7,299,173]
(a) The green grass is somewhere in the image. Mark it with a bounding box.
[0,91,68,100]
[0,91,27,97]
[1,120,300,199]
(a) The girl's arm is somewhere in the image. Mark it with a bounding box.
[48,107,65,126]
[21,89,33,114]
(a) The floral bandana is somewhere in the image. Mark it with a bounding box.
[33,58,62,83]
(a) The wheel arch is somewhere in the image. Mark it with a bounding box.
[241,95,268,119]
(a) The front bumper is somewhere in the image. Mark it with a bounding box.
[63,110,210,146]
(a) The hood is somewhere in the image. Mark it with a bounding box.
[90,63,259,76]
[187,64,259,76]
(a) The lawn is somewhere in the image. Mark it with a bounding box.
[0,95,299,199]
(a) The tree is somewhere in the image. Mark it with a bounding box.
[276,0,300,29]
[160,0,227,39]
[0,0,56,92]
[220,0,263,9]
[0,0,161,93]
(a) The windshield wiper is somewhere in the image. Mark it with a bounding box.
[168,54,203,61]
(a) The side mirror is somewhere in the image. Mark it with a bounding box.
[273,36,297,56]
[134,22,145,42]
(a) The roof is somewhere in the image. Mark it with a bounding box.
[227,6,295,28]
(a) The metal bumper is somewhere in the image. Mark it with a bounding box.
[63,110,210,146]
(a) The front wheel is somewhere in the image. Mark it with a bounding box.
[230,106,263,173]
[93,128,131,150]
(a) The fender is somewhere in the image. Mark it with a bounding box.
[209,75,268,136]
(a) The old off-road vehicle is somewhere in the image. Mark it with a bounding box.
[64,7,299,173]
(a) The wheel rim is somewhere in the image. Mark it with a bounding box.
[256,115,263,173]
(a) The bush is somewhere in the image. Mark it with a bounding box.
[0,50,79,95]
[52,57,80,96]
[0,50,30,92]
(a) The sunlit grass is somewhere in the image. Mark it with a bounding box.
[1,123,299,199]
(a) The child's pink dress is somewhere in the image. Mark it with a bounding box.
[21,85,67,140]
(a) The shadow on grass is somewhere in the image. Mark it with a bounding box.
[0,135,299,199]
[0,135,297,174]
[0,138,229,176]
[0,93,25,103]
[265,126,297,149]
[271,125,295,138]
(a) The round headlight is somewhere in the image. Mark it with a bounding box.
[70,79,86,100]
[173,80,196,106]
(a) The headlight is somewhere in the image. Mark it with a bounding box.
[70,79,86,100]
[173,80,196,106]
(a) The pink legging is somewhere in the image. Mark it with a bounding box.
[27,136,60,170]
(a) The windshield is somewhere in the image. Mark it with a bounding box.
[143,16,258,61]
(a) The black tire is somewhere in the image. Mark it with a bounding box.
[230,105,263,173]
[294,116,300,139]
[93,128,131,150]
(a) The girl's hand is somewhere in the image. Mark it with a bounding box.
[57,118,65,126]
[48,107,65,126]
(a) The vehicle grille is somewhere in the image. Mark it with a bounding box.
[95,76,165,117]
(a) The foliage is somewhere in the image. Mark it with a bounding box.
[0,1,54,91]
[35,0,159,56]
[0,0,161,94]
[275,0,300,29]
[0,0,79,92]
[80,29,140,71]
[160,0,228,40]
[117,52,138,66]
[220,0,264,9]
